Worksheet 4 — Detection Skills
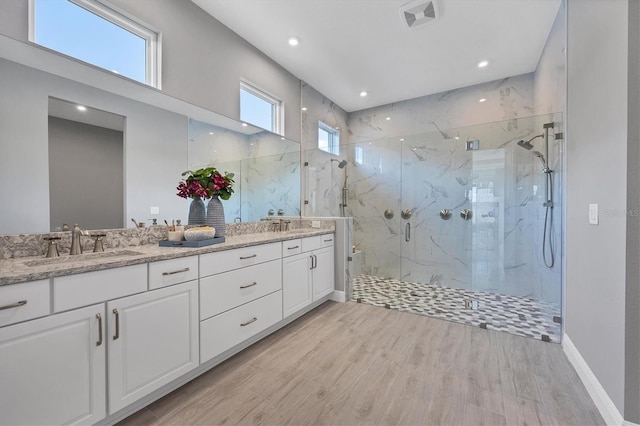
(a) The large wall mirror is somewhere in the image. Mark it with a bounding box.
[0,48,301,235]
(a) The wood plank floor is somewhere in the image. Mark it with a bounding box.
[118,301,605,426]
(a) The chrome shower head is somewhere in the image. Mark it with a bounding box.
[517,134,544,150]
[332,159,347,169]
[532,150,549,170]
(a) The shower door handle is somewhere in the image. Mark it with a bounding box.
[405,223,411,242]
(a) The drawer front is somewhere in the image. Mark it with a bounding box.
[53,264,147,312]
[282,238,302,257]
[200,259,282,320]
[149,256,198,290]
[200,291,282,364]
[301,235,322,252]
[0,280,50,327]
[321,234,335,248]
[200,242,281,277]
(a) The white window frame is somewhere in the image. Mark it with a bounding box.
[28,0,162,88]
[240,80,284,135]
[318,121,340,156]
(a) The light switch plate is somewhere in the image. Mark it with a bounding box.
[150,206,160,215]
[589,204,598,225]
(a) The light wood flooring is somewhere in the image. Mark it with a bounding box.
[118,301,604,426]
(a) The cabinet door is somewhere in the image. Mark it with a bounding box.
[312,246,335,301]
[282,252,312,318]
[0,304,106,426]
[107,280,199,414]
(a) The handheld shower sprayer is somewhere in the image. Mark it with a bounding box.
[532,151,551,173]
[331,159,348,168]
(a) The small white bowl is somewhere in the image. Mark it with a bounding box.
[184,228,216,241]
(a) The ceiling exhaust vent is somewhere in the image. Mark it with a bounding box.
[400,0,438,29]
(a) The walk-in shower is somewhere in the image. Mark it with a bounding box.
[305,113,564,342]
[331,158,348,217]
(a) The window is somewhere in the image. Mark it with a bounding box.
[240,81,284,134]
[30,0,161,87]
[318,121,340,155]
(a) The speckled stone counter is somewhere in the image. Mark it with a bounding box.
[0,226,334,286]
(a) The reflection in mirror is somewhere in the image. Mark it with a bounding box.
[188,119,301,223]
[48,97,125,231]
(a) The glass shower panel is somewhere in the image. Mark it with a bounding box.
[399,132,473,288]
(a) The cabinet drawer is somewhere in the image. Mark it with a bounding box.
[321,234,335,247]
[301,235,322,252]
[0,280,50,327]
[200,291,282,363]
[149,256,198,290]
[200,259,282,320]
[200,242,281,277]
[282,238,302,257]
[53,264,147,312]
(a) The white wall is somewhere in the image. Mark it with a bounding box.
[566,0,629,416]
[0,0,302,141]
[0,59,188,234]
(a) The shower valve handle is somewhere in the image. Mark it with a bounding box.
[460,209,473,221]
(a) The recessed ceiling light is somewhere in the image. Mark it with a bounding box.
[76,105,86,111]
[335,126,340,130]
[281,137,285,140]
[386,117,391,121]
[241,123,248,127]
[477,60,489,68]
[288,37,299,46]
[209,132,214,135]
[400,138,405,142]
[360,91,368,97]
[479,98,486,103]
[301,107,307,111]
[454,136,460,140]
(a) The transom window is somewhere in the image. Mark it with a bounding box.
[30,0,161,87]
[318,121,340,155]
[240,81,284,135]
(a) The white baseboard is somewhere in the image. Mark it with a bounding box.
[562,333,625,426]
[330,290,346,302]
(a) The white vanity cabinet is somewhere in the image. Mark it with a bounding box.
[0,304,107,425]
[282,234,335,318]
[107,280,199,414]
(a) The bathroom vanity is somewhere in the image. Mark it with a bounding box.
[0,228,335,425]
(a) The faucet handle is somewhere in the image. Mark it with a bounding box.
[44,236,61,258]
[91,233,107,253]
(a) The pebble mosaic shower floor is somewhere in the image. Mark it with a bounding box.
[351,274,562,343]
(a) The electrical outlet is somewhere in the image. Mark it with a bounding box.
[589,204,598,225]
[150,206,160,215]
[312,220,321,228]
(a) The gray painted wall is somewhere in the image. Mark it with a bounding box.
[626,0,640,421]
[0,0,302,141]
[49,117,124,230]
[566,0,629,415]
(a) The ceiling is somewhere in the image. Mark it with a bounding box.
[192,0,561,112]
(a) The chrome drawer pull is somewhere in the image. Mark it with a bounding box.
[287,245,300,250]
[323,239,333,242]
[0,300,27,310]
[96,313,103,347]
[162,267,190,276]
[112,309,120,340]
[240,282,258,289]
[239,254,257,260]
[240,317,257,327]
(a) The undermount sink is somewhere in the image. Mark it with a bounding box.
[285,228,316,234]
[23,249,142,267]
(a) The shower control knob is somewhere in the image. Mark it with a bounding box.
[401,209,412,219]
[460,209,473,221]
[439,209,452,220]
[383,209,394,219]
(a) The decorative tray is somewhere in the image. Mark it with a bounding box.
[158,237,225,248]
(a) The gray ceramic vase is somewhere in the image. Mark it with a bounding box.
[206,196,225,237]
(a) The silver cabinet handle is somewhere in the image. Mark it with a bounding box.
[309,255,315,270]
[240,282,258,289]
[323,238,333,242]
[96,313,103,347]
[240,254,257,260]
[112,308,120,340]
[405,223,411,242]
[240,317,257,327]
[0,300,27,310]
[313,254,318,269]
[162,267,189,276]
[287,245,300,250]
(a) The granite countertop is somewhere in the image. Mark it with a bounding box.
[0,229,333,286]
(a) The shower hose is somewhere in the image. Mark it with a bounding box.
[543,172,555,268]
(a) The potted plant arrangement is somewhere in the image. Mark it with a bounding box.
[177,167,234,237]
